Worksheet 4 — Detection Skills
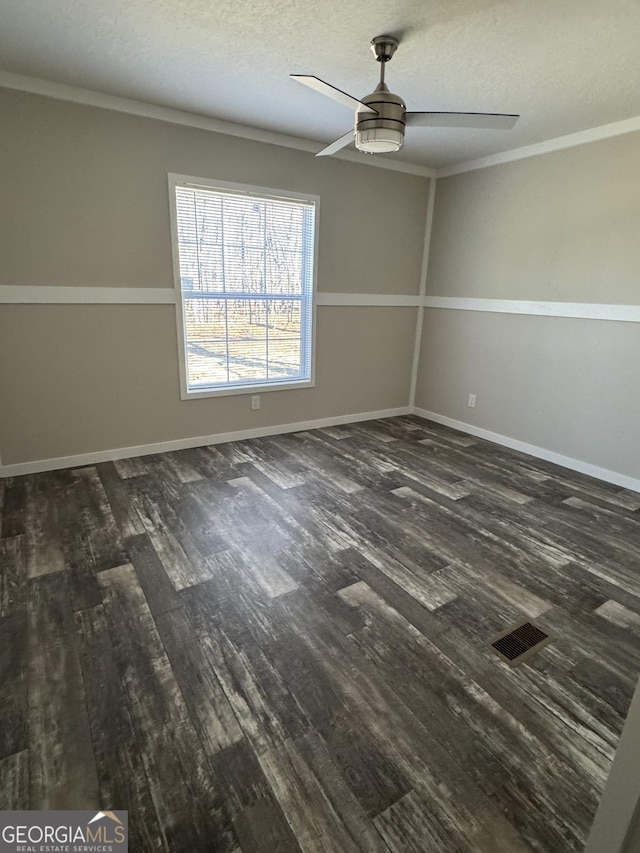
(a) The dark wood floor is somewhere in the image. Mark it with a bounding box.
[2,416,640,851]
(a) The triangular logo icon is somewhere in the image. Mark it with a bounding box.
[88,811,123,826]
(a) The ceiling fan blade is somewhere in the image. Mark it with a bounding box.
[316,130,355,157]
[291,75,377,114]
[405,111,519,130]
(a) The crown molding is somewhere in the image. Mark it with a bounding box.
[436,114,640,178]
[3,69,640,181]
[0,70,434,178]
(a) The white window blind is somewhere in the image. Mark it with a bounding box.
[172,179,316,396]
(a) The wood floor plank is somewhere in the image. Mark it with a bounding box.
[415,434,556,500]
[437,560,552,620]
[132,491,215,590]
[257,734,385,853]
[154,606,245,757]
[345,548,447,639]
[0,750,29,809]
[212,740,304,853]
[375,786,533,853]
[0,477,27,539]
[113,455,151,479]
[180,567,272,651]
[23,474,67,578]
[312,500,449,581]
[27,572,99,809]
[615,489,640,510]
[97,563,237,852]
[153,450,205,486]
[75,603,166,851]
[267,434,365,495]
[595,599,640,632]
[540,605,640,689]
[199,531,298,598]
[228,630,311,743]
[562,495,640,533]
[290,730,390,851]
[223,475,300,557]
[0,612,27,761]
[241,437,308,490]
[58,480,101,613]
[571,655,636,718]
[219,473,344,559]
[316,425,355,440]
[267,622,411,818]
[189,624,304,756]
[173,491,229,557]
[127,532,182,616]
[354,545,457,612]
[244,552,299,599]
[291,432,400,493]
[489,776,587,852]
[69,467,128,570]
[0,534,26,617]
[174,445,242,482]
[233,798,303,853]
[96,461,146,539]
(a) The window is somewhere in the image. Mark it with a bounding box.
[169,174,318,399]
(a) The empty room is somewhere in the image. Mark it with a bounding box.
[1,1,640,851]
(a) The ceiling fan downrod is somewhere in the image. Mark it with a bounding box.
[370,35,398,87]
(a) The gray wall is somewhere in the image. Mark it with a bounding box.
[427,136,640,303]
[3,85,639,483]
[416,133,640,481]
[585,675,640,853]
[623,807,640,853]
[0,304,416,464]
[0,88,429,466]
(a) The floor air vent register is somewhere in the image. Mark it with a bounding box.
[489,621,552,667]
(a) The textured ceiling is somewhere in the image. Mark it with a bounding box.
[1,0,640,168]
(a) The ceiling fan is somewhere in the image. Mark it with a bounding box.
[292,35,519,156]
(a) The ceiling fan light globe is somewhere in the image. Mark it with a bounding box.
[355,127,404,154]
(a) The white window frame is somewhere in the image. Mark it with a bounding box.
[168,173,319,400]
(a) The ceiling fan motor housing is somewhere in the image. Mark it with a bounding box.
[355,83,407,151]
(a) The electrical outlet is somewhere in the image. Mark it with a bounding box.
[467,394,477,408]
[251,395,261,411]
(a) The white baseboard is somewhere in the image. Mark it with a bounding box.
[413,407,640,494]
[4,405,638,494]
[0,407,410,478]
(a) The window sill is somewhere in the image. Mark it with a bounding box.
[180,378,315,400]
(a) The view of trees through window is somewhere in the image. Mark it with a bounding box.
[174,184,315,392]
